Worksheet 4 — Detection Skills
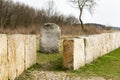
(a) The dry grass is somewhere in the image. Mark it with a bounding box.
[60,25,113,37]
[0,24,113,35]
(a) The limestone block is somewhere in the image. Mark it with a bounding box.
[63,38,85,70]
[8,35,16,80]
[0,34,8,80]
[114,32,119,49]
[90,35,102,60]
[100,33,110,56]
[63,39,74,69]
[105,33,111,53]
[112,33,117,49]
[74,39,85,70]
[109,33,116,51]
[40,23,61,53]
[99,34,105,56]
[112,33,118,50]
[115,32,120,48]
[8,34,24,79]
[84,37,94,64]
[117,32,120,47]
[97,35,103,57]
[24,35,36,69]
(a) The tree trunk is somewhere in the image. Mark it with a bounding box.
[80,18,84,30]
[79,9,84,30]
[0,16,3,30]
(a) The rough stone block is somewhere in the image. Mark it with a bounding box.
[109,33,116,51]
[0,34,8,80]
[117,32,120,47]
[84,37,94,64]
[74,39,85,70]
[24,35,36,69]
[40,23,61,53]
[115,32,120,48]
[100,33,110,56]
[8,35,16,80]
[90,35,102,60]
[105,33,111,53]
[63,38,85,70]
[63,39,74,70]
[8,34,24,79]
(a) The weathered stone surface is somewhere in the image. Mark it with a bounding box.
[100,34,106,56]
[117,32,120,47]
[8,35,16,80]
[84,37,94,64]
[0,34,8,80]
[63,38,85,70]
[109,33,116,51]
[100,33,110,56]
[24,35,36,69]
[90,35,102,60]
[14,35,25,77]
[63,39,74,69]
[8,34,25,79]
[40,23,61,53]
[74,39,85,70]
[115,32,120,48]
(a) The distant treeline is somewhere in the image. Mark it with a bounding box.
[0,0,79,29]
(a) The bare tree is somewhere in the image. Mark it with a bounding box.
[46,0,56,17]
[69,0,96,30]
[65,15,79,25]
[0,0,14,29]
[0,0,84,31]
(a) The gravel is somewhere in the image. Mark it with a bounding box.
[17,70,111,80]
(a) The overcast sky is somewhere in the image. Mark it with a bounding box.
[12,0,120,27]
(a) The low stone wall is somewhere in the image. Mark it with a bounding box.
[63,32,120,70]
[0,34,36,80]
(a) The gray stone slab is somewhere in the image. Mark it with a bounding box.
[40,23,61,53]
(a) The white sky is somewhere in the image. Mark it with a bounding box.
[12,0,120,27]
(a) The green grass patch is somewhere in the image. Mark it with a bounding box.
[36,52,63,71]
[28,48,63,71]
[31,38,64,71]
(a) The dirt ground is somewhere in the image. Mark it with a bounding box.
[16,69,109,80]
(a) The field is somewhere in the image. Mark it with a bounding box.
[16,37,120,80]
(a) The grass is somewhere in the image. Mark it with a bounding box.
[35,52,63,71]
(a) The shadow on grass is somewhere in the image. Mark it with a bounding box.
[29,58,64,71]
[37,50,40,53]
[28,51,65,72]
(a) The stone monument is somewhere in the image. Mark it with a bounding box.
[40,23,61,53]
